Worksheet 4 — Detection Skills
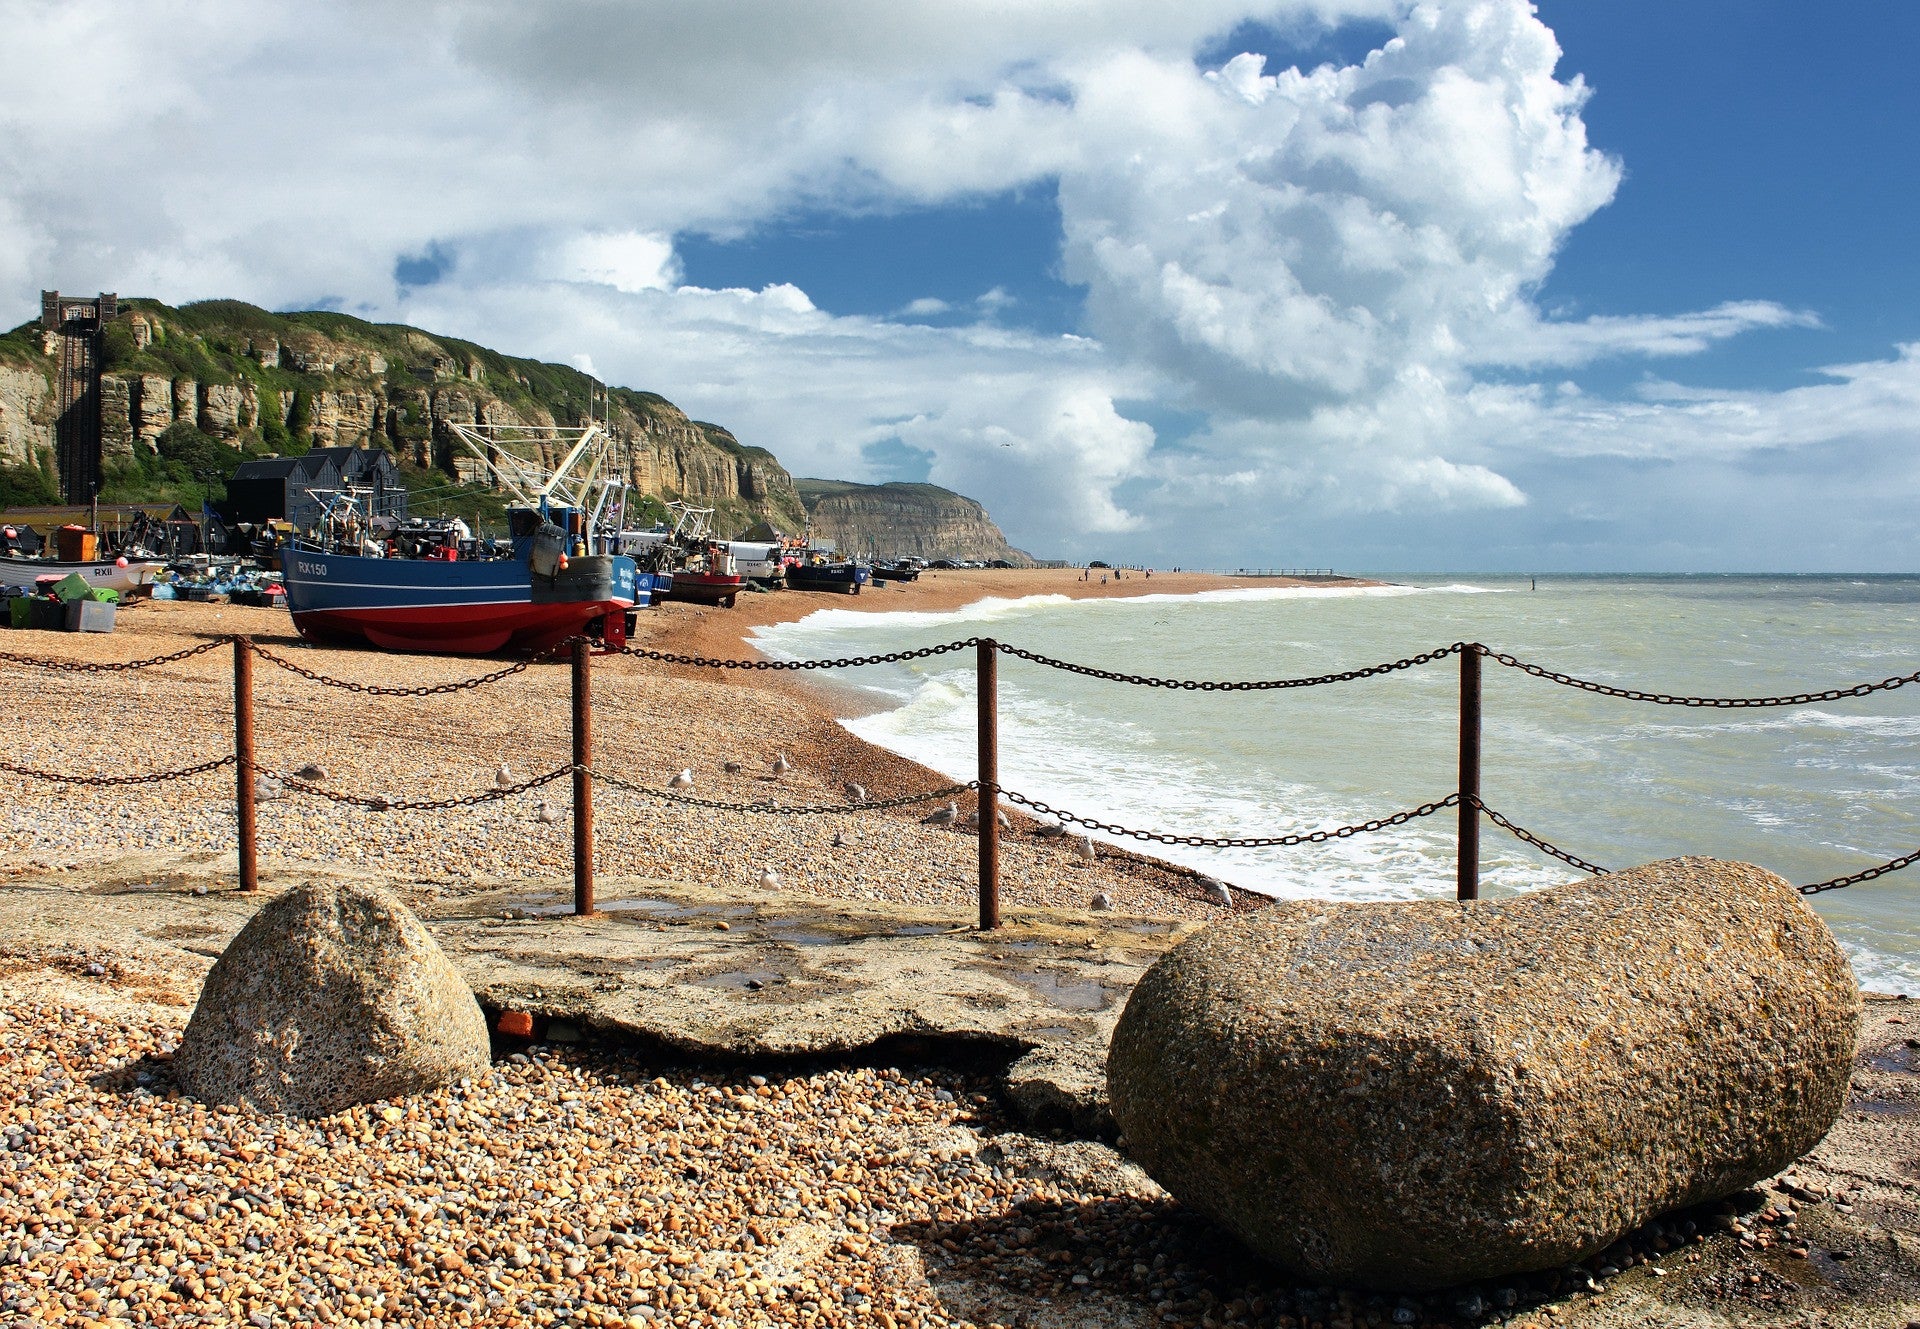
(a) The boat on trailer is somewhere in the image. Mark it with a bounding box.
[278,418,650,655]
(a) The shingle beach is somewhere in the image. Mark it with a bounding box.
[3,568,1917,1329]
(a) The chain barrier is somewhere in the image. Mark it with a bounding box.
[589,765,977,816]
[246,641,541,696]
[1470,797,1609,876]
[1798,849,1920,896]
[0,638,229,673]
[620,639,981,672]
[996,787,1460,848]
[250,757,575,812]
[0,754,236,786]
[1475,644,1920,709]
[993,640,1467,690]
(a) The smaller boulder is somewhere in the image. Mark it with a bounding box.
[176,882,490,1116]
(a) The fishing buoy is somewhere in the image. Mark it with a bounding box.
[115,556,128,568]
[558,554,569,571]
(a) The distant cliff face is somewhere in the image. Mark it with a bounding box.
[795,479,1031,564]
[0,299,808,534]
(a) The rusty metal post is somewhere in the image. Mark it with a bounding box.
[1458,643,1481,901]
[571,637,595,916]
[233,636,258,893]
[977,637,1001,930]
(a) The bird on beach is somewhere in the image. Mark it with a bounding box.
[921,801,959,826]
[831,831,846,849]
[1033,821,1068,839]
[723,760,745,775]
[495,762,514,789]
[1197,874,1234,908]
[843,781,866,803]
[252,776,285,803]
[771,752,792,777]
[759,866,782,891]
[291,762,327,783]
[1076,835,1097,862]
[668,768,694,791]
[535,800,561,825]
[1089,892,1114,912]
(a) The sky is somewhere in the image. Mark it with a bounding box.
[3,1,1918,573]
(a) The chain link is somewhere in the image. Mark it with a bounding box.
[0,638,229,673]
[1469,796,1610,876]
[620,638,980,672]
[996,787,1460,848]
[590,765,977,816]
[1797,848,1920,895]
[246,641,541,695]
[993,640,1466,690]
[0,754,236,786]
[251,758,574,811]
[1476,644,1920,708]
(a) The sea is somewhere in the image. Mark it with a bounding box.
[753,575,1920,996]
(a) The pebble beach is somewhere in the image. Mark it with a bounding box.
[4,568,1914,1329]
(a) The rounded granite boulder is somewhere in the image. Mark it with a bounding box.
[1107,857,1860,1291]
[176,882,491,1117]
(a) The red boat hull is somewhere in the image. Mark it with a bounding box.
[293,599,626,655]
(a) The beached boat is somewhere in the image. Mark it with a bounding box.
[617,503,746,608]
[785,554,871,595]
[868,560,922,583]
[279,420,648,655]
[0,554,165,597]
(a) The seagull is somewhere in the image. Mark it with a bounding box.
[252,776,284,803]
[1033,822,1068,839]
[723,760,745,775]
[843,781,866,803]
[996,808,1012,829]
[831,831,846,849]
[921,801,959,827]
[291,762,327,783]
[1197,874,1234,908]
[668,768,694,791]
[1090,892,1113,912]
[536,800,561,825]
[771,753,792,777]
[1076,835,1097,862]
[759,866,781,891]
[495,762,514,789]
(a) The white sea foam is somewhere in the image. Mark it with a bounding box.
[765,574,1920,992]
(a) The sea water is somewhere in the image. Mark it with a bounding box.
[753,576,1920,994]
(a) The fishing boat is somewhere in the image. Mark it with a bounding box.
[278,417,651,655]
[617,502,746,608]
[868,560,922,584]
[784,549,871,595]
[0,523,167,596]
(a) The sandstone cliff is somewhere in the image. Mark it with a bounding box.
[795,479,1031,564]
[0,299,808,534]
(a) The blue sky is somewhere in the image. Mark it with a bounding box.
[4,2,1919,572]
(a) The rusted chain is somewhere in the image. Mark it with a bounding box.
[993,641,1467,690]
[1470,797,1609,876]
[1476,644,1920,708]
[590,766,977,816]
[247,641,539,695]
[621,639,980,671]
[0,754,236,786]
[1797,848,1920,895]
[0,638,230,672]
[997,788,1460,848]
[254,759,574,812]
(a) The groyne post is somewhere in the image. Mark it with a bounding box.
[1458,643,1481,901]
[572,637,596,917]
[977,637,1001,930]
[233,637,258,893]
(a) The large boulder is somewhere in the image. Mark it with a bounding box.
[1107,857,1860,1291]
[176,883,491,1117]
